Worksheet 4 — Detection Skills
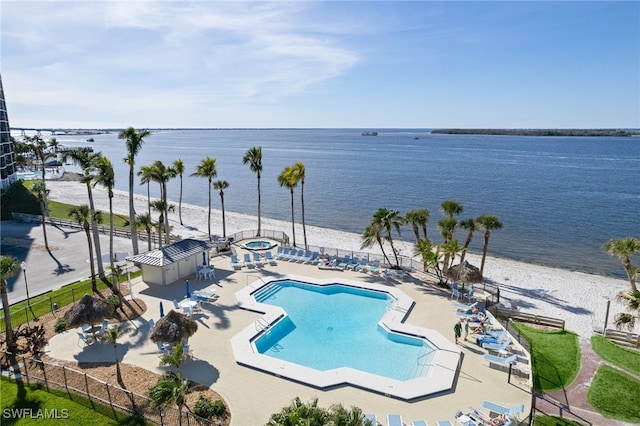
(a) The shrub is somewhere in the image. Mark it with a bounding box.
[54,318,67,333]
[108,294,121,309]
[193,395,226,418]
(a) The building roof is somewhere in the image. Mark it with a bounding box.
[125,238,215,267]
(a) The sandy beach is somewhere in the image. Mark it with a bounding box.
[45,179,636,339]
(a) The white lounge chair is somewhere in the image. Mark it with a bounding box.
[305,251,319,264]
[436,421,453,426]
[346,256,360,270]
[483,353,517,367]
[412,420,428,426]
[387,414,403,426]
[253,252,264,267]
[243,253,254,268]
[483,336,512,352]
[192,289,217,302]
[265,251,277,265]
[354,258,369,271]
[277,247,290,260]
[481,400,524,417]
[454,301,479,311]
[338,255,351,269]
[366,259,381,273]
[274,246,284,259]
[231,254,241,270]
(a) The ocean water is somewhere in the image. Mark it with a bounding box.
[34,129,640,278]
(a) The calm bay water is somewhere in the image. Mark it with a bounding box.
[45,129,640,278]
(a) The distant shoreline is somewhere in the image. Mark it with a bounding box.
[431,129,640,137]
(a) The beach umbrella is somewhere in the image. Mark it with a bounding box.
[446,260,483,290]
[159,301,165,318]
[64,294,115,328]
[202,251,207,266]
[185,279,191,299]
[149,310,198,345]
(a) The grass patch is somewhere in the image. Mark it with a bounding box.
[0,377,149,425]
[533,416,583,426]
[587,365,640,423]
[591,335,640,376]
[512,323,580,392]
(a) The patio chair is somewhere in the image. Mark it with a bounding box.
[292,249,306,262]
[101,318,109,332]
[387,414,403,426]
[148,318,155,331]
[346,256,360,270]
[482,336,512,352]
[366,259,381,274]
[450,283,461,300]
[231,254,241,270]
[253,252,264,267]
[355,258,369,271]
[338,255,351,269]
[265,251,277,266]
[276,247,289,260]
[483,353,517,367]
[157,342,171,355]
[463,284,475,302]
[305,251,319,264]
[243,253,255,268]
[173,299,181,310]
[274,246,284,259]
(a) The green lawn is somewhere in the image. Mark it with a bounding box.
[533,416,584,426]
[1,377,149,425]
[591,335,640,376]
[512,323,580,392]
[587,366,640,423]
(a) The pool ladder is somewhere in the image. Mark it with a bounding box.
[255,317,271,332]
[412,347,437,378]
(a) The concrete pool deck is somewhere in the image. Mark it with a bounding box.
[47,247,532,425]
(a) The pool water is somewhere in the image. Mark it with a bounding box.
[243,240,275,250]
[253,280,435,380]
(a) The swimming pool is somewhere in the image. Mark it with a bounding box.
[242,240,276,251]
[231,275,462,400]
[253,281,435,381]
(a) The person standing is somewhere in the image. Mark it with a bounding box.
[454,319,462,344]
[464,319,469,340]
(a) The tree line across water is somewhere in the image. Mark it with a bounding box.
[432,129,640,137]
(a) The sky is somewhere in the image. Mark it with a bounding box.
[1,1,639,129]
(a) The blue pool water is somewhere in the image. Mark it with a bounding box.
[253,280,435,380]
[243,240,276,250]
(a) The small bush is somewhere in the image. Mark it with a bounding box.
[108,294,121,309]
[193,395,226,419]
[54,318,67,333]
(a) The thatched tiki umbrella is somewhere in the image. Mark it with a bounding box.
[446,260,483,291]
[150,310,198,345]
[64,294,115,329]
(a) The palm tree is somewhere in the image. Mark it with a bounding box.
[604,237,640,292]
[63,149,105,278]
[148,161,177,245]
[151,200,174,248]
[278,166,297,247]
[441,239,462,271]
[374,208,403,269]
[361,223,392,266]
[94,157,116,270]
[414,239,444,283]
[103,324,130,388]
[119,127,151,255]
[267,397,329,426]
[31,182,51,250]
[329,403,372,426]
[134,213,155,251]
[291,161,308,250]
[459,217,481,263]
[440,199,464,218]
[0,255,21,356]
[439,200,463,273]
[48,137,60,153]
[68,205,102,292]
[405,209,430,243]
[242,146,263,237]
[213,180,229,238]
[476,214,503,276]
[173,159,185,225]
[614,288,640,331]
[159,341,187,375]
[137,164,155,218]
[191,157,217,241]
[27,135,56,215]
[149,371,190,426]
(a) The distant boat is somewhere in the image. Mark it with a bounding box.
[86,138,94,142]
[361,132,378,136]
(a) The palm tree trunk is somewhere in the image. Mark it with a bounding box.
[256,176,261,237]
[86,184,104,277]
[163,183,170,245]
[377,237,391,266]
[421,224,428,242]
[129,168,139,255]
[289,189,296,247]
[301,182,307,250]
[114,344,124,387]
[146,228,152,251]
[460,232,473,263]
[109,193,114,271]
[411,224,420,243]
[39,200,49,250]
[1,281,15,355]
[207,181,212,241]
[220,194,226,238]
[179,176,183,225]
[85,226,97,292]
[480,231,490,275]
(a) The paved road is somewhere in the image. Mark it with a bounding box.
[0,220,134,304]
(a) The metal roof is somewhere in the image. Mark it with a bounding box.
[125,238,215,267]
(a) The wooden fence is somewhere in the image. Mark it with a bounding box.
[600,328,640,348]
[3,354,215,425]
[492,307,566,330]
